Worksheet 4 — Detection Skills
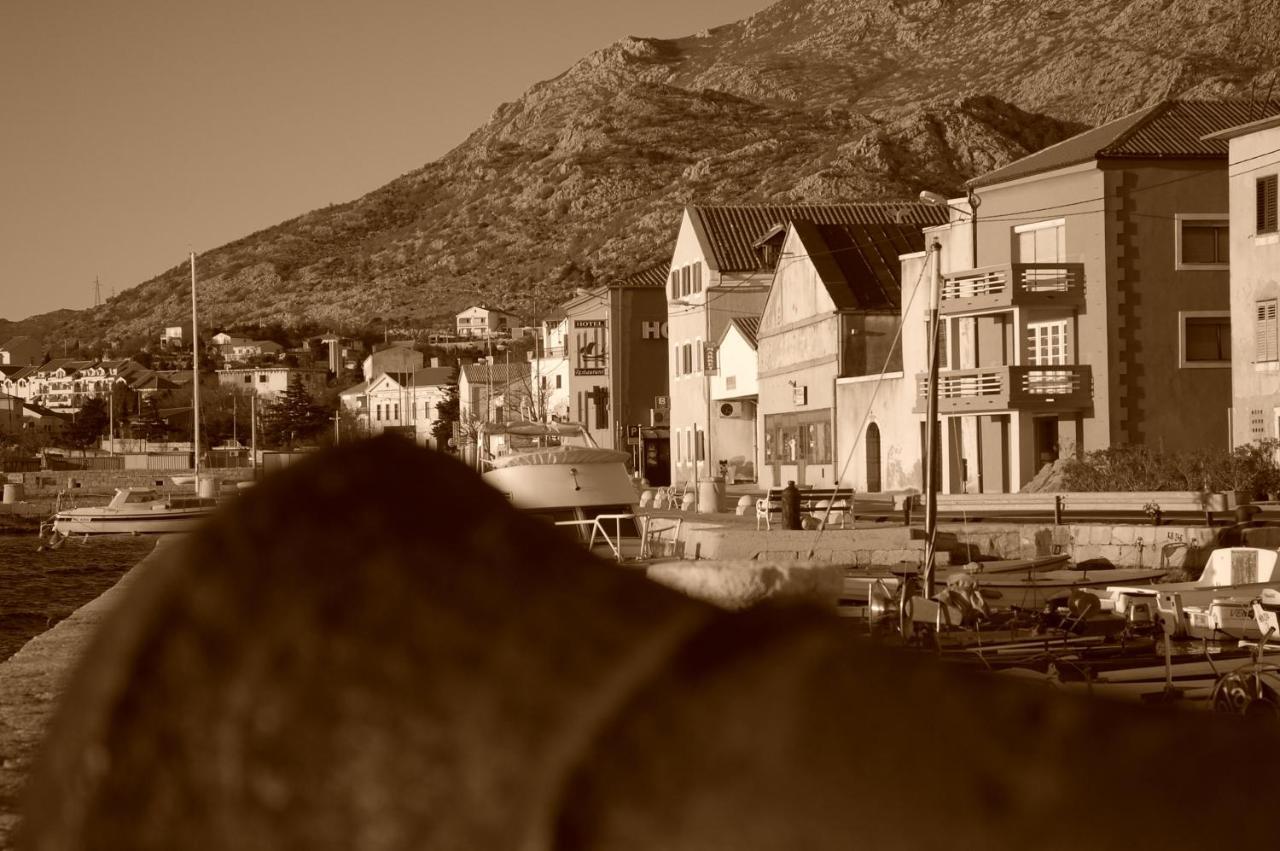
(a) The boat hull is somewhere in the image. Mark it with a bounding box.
[52,508,215,535]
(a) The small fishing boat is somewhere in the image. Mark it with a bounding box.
[48,487,218,536]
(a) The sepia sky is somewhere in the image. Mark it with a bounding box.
[0,0,771,323]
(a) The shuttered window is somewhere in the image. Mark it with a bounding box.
[692,261,703,293]
[1259,175,1279,235]
[669,270,679,300]
[1256,299,1278,362]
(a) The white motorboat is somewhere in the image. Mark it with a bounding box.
[48,487,218,536]
[1099,546,1280,639]
[477,421,642,558]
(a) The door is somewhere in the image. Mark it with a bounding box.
[1033,416,1059,472]
[643,434,671,486]
[866,422,882,492]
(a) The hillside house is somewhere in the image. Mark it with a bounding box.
[456,305,520,339]
[160,326,184,348]
[216,367,327,400]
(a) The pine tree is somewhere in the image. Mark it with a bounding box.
[262,374,329,449]
[431,372,460,451]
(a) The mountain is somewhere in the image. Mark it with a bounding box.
[12,0,1280,347]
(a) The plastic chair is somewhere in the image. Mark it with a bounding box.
[638,490,654,509]
[735,495,753,516]
[680,492,696,512]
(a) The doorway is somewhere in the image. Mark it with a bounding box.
[1033,417,1059,474]
[866,422,882,492]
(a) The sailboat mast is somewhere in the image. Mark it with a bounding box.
[922,240,943,598]
[190,251,201,487]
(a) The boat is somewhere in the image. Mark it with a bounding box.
[45,252,220,541]
[1099,546,1280,639]
[46,487,218,535]
[477,420,643,559]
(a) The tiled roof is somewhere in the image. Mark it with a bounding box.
[2,365,36,382]
[725,316,761,350]
[971,99,1280,188]
[1203,110,1280,141]
[689,203,948,273]
[461,362,530,385]
[411,367,455,387]
[613,262,671,289]
[790,220,926,310]
[34,358,92,376]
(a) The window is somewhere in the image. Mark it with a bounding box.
[1179,312,1230,367]
[1257,300,1278,362]
[682,343,692,375]
[1014,219,1066,264]
[692,261,702,293]
[1027,320,1070,366]
[258,374,268,382]
[394,404,400,421]
[1258,175,1278,235]
[243,375,251,384]
[376,404,382,422]
[695,339,703,373]
[669,270,679,301]
[1176,215,1229,268]
[555,374,562,389]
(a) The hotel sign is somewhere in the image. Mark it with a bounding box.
[574,319,605,328]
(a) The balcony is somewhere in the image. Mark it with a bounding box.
[939,263,1085,316]
[914,365,1093,414]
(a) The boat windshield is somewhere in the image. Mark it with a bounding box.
[121,490,160,504]
[477,421,597,468]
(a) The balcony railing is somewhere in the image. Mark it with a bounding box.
[939,262,1085,315]
[914,364,1092,414]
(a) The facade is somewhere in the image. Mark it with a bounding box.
[532,317,572,422]
[160,326,184,347]
[0,336,42,366]
[883,99,1258,495]
[1208,112,1280,445]
[709,318,759,482]
[319,334,365,374]
[458,361,533,424]
[755,219,929,489]
[340,366,454,447]
[0,392,22,435]
[216,367,327,400]
[666,204,947,486]
[455,305,519,339]
[220,340,284,364]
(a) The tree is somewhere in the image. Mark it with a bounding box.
[261,374,329,449]
[134,396,169,442]
[432,369,460,451]
[64,397,109,452]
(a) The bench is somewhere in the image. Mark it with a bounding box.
[755,487,855,531]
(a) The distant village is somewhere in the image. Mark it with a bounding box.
[3,100,1280,495]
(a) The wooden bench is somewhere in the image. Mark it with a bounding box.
[755,487,855,531]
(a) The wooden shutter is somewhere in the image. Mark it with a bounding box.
[1256,300,1278,362]
[1258,175,1279,235]
[669,270,679,300]
[693,261,702,293]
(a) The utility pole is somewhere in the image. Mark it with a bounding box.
[922,240,943,599]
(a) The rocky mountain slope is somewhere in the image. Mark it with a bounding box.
[9,0,1280,347]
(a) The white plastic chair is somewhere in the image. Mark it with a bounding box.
[638,490,654,509]
[735,495,753,516]
[680,492,696,512]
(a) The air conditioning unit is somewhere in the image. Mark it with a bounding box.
[719,400,754,419]
[650,408,669,427]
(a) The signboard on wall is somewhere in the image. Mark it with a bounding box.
[573,319,608,376]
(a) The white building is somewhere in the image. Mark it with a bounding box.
[709,317,759,482]
[532,317,572,422]
[217,367,327,400]
[1207,112,1280,445]
[362,344,423,381]
[160,326,184,348]
[458,361,532,424]
[455,304,520,339]
[339,366,454,447]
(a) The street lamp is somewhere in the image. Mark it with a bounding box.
[919,188,981,268]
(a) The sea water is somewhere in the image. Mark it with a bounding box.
[0,534,156,662]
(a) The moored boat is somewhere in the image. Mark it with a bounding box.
[48,487,218,536]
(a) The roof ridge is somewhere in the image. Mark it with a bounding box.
[1100,100,1174,155]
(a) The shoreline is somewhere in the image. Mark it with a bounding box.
[0,539,171,848]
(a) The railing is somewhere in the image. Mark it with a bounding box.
[915,364,1092,413]
[939,262,1085,314]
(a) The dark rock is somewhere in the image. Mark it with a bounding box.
[20,436,1280,849]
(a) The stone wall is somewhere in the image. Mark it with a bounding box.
[5,468,254,495]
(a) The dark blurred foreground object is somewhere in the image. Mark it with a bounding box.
[20,437,1280,850]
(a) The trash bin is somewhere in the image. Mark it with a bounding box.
[2,483,22,504]
[781,481,802,530]
[697,477,725,514]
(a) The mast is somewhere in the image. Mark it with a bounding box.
[190,251,200,489]
[922,239,943,598]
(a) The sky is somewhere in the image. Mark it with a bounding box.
[0,0,772,322]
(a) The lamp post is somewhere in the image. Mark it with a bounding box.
[922,239,943,599]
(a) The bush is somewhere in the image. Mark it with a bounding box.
[1060,440,1280,497]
